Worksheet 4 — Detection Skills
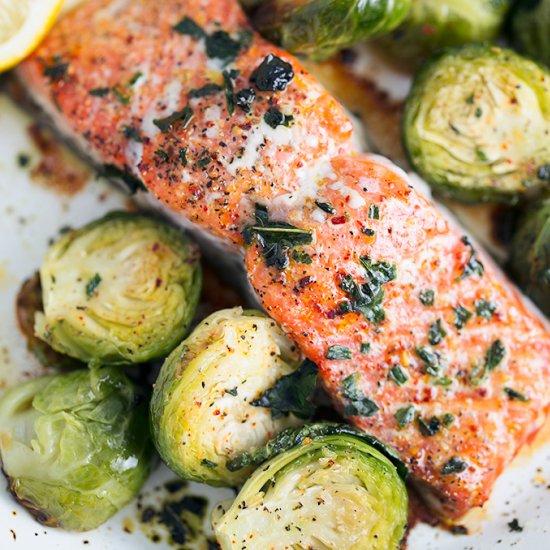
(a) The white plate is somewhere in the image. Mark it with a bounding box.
[1,88,549,549]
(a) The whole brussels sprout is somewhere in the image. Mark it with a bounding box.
[378,0,511,68]
[35,212,201,365]
[509,197,550,317]
[510,0,550,69]
[251,0,411,60]
[0,367,154,531]
[403,45,550,203]
[213,423,408,549]
[151,307,317,486]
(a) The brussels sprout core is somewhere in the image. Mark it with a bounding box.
[509,198,550,317]
[0,368,153,531]
[403,45,550,203]
[151,308,312,486]
[35,212,201,365]
[213,424,408,549]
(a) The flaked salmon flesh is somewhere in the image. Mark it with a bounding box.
[17,0,550,520]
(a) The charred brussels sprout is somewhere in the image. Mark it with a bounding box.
[379,0,510,67]
[151,308,316,486]
[35,212,201,365]
[509,198,550,317]
[403,45,550,203]
[213,423,408,549]
[511,0,550,68]
[251,0,411,60]
[0,368,153,531]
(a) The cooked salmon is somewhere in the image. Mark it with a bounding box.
[17,0,550,520]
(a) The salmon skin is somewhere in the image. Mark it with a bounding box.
[18,0,550,520]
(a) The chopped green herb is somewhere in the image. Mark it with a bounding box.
[475,299,497,320]
[449,122,461,134]
[419,289,435,306]
[475,107,482,118]
[222,70,235,115]
[154,149,169,161]
[360,342,371,354]
[196,154,212,169]
[205,30,241,64]
[291,250,312,264]
[504,387,529,402]
[466,94,475,104]
[395,405,415,428]
[457,236,484,280]
[235,87,255,113]
[361,228,376,237]
[17,153,30,168]
[428,319,447,346]
[434,377,453,387]
[440,456,467,475]
[475,148,488,162]
[453,304,472,330]
[153,105,193,132]
[315,201,336,214]
[485,339,505,371]
[252,359,317,419]
[507,519,523,533]
[243,204,312,270]
[388,365,408,386]
[415,346,444,376]
[200,459,218,469]
[341,373,379,417]
[179,148,188,166]
[237,29,253,50]
[43,57,68,81]
[326,345,352,360]
[129,72,143,86]
[189,83,223,98]
[122,125,142,142]
[339,256,397,325]
[264,107,294,129]
[442,413,454,426]
[89,87,110,97]
[225,387,238,396]
[368,204,380,219]
[250,54,294,92]
[173,16,205,39]
[112,87,130,105]
[85,273,102,298]
[417,415,441,437]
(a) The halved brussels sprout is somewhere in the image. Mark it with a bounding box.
[509,197,550,317]
[511,0,550,69]
[35,212,201,365]
[403,45,550,203]
[378,0,511,68]
[213,423,408,549]
[251,0,411,60]
[150,307,316,486]
[0,367,154,531]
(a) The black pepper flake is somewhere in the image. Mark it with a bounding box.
[250,54,294,92]
[264,107,294,129]
[235,87,256,113]
[17,153,30,168]
[440,456,468,475]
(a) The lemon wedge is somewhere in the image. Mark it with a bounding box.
[0,0,64,72]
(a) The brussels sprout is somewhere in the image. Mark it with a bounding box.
[403,45,550,203]
[509,197,550,317]
[213,423,408,549]
[251,0,411,60]
[0,367,154,531]
[151,307,316,486]
[378,0,511,68]
[35,212,201,365]
[511,0,550,68]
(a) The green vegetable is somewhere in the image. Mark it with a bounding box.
[379,0,511,68]
[214,423,408,549]
[403,45,550,203]
[0,368,153,531]
[35,212,201,365]
[250,0,411,61]
[150,308,309,486]
[508,198,550,318]
[510,0,550,68]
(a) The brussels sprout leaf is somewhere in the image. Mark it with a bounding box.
[251,359,318,419]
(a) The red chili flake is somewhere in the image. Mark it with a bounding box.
[213,409,221,416]
[152,242,160,251]
[331,215,347,225]
[155,278,162,287]
[422,25,435,35]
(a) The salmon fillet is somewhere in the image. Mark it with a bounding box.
[17,0,550,520]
